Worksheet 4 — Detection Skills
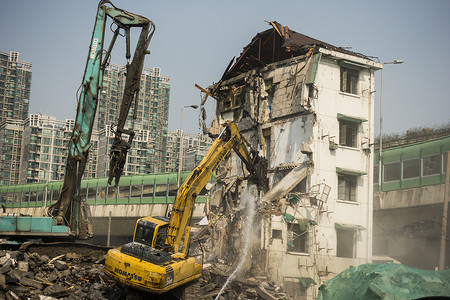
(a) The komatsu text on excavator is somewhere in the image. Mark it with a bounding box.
[0,0,154,241]
[104,121,267,294]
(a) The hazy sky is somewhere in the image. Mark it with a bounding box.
[1,0,449,135]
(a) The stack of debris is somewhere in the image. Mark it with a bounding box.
[0,247,125,300]
[0,243,292,299]
[185,265,292,300]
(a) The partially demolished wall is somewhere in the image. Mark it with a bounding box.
[200,53,323,299]
[198,24,380,299]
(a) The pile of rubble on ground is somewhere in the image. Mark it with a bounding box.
[188,214,293,300]
[0,245,125,300]
[185,264,292,300]
[0,242,293,300]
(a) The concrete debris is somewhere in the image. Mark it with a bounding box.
[184,265,292,300]
[0,248,125,300]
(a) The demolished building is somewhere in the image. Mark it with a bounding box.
[200,22,382,299]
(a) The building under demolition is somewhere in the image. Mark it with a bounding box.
[200,22,382,299]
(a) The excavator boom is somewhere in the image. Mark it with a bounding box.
[47,1,154,239]
[165,121,267,253]
[104,121,267,294]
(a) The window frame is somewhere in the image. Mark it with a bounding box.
[383,161,401,183]
[338,174,357,202]
[402,157,420,180]
[336,228,356,258]
[339,120,358,148]
[422,153,441,177]
[287,222,309,254]
[340,66,359,95]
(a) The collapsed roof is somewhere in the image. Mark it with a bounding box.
[222,21,369,81]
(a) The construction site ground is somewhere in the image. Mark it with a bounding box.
[0,240,292,300]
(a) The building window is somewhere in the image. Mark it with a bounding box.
[338,174,356,201]
[283,278,310,300]
[336,228,356,258]
[422,154,441,176]
[287,222,309,253]
[444,152,448,174]
[373,164,379,184]
[340,67,358,94]
[402,158,420,180]
[272,229,282,240]
[384,161,401,182]
[339,120,357,147]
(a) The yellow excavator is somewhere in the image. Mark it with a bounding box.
[104,121,267,294]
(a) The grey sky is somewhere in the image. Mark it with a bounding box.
[1,0,449,135]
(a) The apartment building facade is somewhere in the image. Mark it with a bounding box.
[165,130,213,173]
[0,119,24,185]
[0,51,31,123]
[17,114,99,184]
[0,51,32,185]
[204,22,382,299]
[0,54,216,185]
[96,65,170,176]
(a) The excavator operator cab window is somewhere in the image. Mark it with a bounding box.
[154,224,168,249]
[134,219,157,247]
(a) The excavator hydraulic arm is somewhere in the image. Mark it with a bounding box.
[47,0,154,239]
[164,121,267,253]
[104,121,267,294]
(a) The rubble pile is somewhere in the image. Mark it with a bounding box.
[0,247,125,300]
[185,266,292,300]
[188,213,293,299]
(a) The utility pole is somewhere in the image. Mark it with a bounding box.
[439,151,450,270]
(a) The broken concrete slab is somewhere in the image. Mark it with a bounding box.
[261,162,310,203]
[19,276,44,290]
[0,246,122,300]
[52,260,68,271]
[17,261,28,272]
[43,284,71,298]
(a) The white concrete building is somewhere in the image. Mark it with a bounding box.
[204,22,382,299]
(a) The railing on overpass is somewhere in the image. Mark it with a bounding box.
[0,172,213,208]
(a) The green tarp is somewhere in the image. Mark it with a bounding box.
[318,263,450,300]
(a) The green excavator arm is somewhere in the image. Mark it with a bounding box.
[47,0,154,239]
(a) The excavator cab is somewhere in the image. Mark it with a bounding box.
[133,216,169,249]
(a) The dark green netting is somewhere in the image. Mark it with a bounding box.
[283,213,295,222]
[318,263,450,300]
[286,194,300,205]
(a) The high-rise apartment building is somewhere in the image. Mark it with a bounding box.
[0,55,176,184]
[0,51,31,123]
[165,130,213,173]
[0,119,24,185]
[18,114,98,184]
[0,51,32,185]
[96,65,170,176]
